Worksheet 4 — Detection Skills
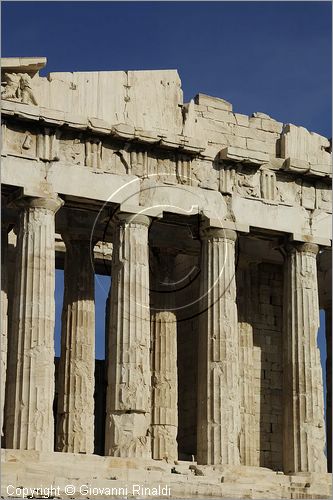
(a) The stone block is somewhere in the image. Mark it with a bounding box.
[246,138,277,155]
[194,93,233,111]
[203,108,236,124]
[219,146,270,165]
[261,119,283,134]
[234,113,250,127]
[249,116,263,129]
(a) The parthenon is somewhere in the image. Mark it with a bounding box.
[1,57,332,499]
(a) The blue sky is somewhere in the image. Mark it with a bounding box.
[2,1,332,136]
[2,2,331,385]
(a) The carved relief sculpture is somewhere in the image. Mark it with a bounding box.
[1,73,38,105]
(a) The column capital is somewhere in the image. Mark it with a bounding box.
[286,241,319,256]
[200,226,237,242]
[15,195,64,214]
[116,212,151,227]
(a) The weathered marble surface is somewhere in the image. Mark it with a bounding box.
[5,196,63,451]
[105,214,151,458]
[1,57,331,497]
[56,233,95,454]
[283,242,327,473]
[150,251,178,461]
[197,229,240,466]
[2,449,332,499]
[1,222,8,437]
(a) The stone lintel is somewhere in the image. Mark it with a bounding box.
[1,57,47,75]
[291,232,332,248]
[116,212,151,227]
[200,214,249,237]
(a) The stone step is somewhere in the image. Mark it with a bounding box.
[1,450,331,499]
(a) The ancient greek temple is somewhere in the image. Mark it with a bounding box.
[1,57,332,499]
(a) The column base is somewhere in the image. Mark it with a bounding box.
[105,412,151,458]
[151,425,178,461]
[2,449,332,499]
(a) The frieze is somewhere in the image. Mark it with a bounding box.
[260,168,277,202]
[316,182,332,212]
[192,159,219,190]
[156,156,178,185]
[37,128,60,161]
[130,150,149,177]
[236,166,261,199]
[301,180,316,210]
[58,133,85,166]
[219,164,236,194]
[176,155,192,186]
[276,173,302,206]
[85,138,102,169]
[101,143,130,175]
[1,73,38,105]
[2,122,38,160]
[1,118,331,215]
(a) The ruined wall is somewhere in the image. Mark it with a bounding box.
[237,262,284,471]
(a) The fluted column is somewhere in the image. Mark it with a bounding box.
[1,222,9,437]
[105,213,151,458]
[238,262,256,466]
[283,242,326,473]
[150,251,178,461]
[56,233,95,453]
[197,227,240,465]
[325,305,332,472]
[5,196,63,451]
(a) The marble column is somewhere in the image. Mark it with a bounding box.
[283,242,327,473]
[150,251,178,461]
[197,228,240,465]
[325,305,332,473]
[238,262,256,466]
[1,222,8,437]
[5,196,63,451]
[4,227,18,447]
[56,233,95,453]
[105,214,151,458]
